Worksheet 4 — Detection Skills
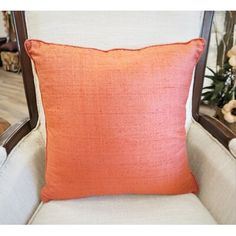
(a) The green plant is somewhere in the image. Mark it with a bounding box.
[202,59,236,108]
[201,11,236,108]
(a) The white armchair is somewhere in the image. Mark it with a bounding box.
[0,11,235,224]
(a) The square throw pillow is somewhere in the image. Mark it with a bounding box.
[25,38,204,202]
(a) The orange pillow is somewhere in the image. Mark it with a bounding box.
[25,39,204,202]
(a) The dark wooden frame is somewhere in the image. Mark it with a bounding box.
[192,11,236,148]
[0,11,235,154]
[0,11,38,154]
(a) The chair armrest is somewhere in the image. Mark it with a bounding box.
[0,127,45,224]
[187,121,236,224]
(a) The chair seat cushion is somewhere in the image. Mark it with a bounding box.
[29,194,216,224]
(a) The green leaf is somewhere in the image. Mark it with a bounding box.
[202,85,214,90]
[201,91,213,96]
[206,66,216,75]
[215,82,225,91]
[204,75,217,80]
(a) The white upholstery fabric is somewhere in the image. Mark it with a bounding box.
[31,66,46,143]
[25,11,203,131]
[25,11,203,49]
[29,194,216,224]
[0,128,45,224]
[0,146,7,167]
[228,138,236,158]
[187,121,236,224]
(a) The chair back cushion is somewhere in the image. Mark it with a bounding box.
[25,11,204,130]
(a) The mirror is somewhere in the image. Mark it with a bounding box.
[200,11,236,133]
[0,11,29,136]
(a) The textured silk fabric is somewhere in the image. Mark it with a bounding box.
[25,39,204,202]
